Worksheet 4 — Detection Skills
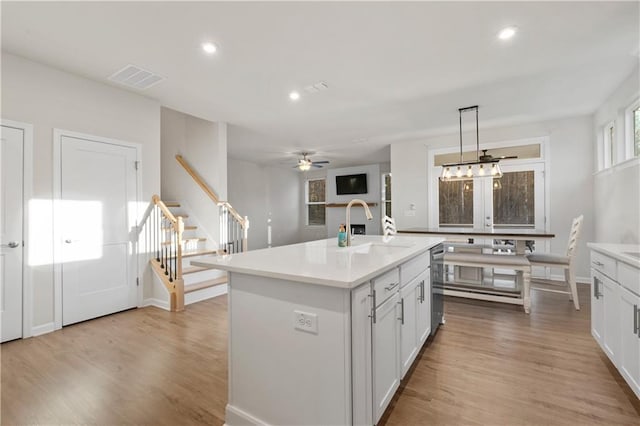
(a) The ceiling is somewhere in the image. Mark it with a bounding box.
[2,1,638,168]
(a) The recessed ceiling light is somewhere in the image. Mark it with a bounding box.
[498,26,517,40]
[202,42,217,54]
[289,91,301,101]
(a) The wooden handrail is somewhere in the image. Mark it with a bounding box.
[152,194,178,223]
[175,155,247,227]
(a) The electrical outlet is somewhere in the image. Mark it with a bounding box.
[405,210,416,217]
[294,310,318,334]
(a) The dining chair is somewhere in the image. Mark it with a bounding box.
[526,215,584,310]
[382,215,397,236]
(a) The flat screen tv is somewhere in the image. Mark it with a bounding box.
[336,173,368,195]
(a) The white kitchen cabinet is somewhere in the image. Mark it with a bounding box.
[602,275,619,361]
[372,292,401,423]
[618,285,640,398]
[416,269,432,347]
[591,272,604,345]
[588,243,640,401]
[400,278,419,378]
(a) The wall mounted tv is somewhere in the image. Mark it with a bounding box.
[336,173,368,195]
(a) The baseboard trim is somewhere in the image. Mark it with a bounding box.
[31,322,55,337]
[185,283,228,305]
[141,298,170,311]
[225,404,270,426]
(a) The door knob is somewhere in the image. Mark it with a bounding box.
[1,241,20,248]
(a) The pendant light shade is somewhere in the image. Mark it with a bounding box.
[440,105,503,181]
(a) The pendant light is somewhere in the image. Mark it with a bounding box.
[440,105,503,181]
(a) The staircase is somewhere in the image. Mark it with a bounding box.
[137,155,249,312]
[163,201,229,305]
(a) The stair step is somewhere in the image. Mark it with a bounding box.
[181,249,218,259]
[182,265,209,275]
[164,201,181,208]
[161,237,206,246]
[162,225,197,231]
[185,276,228,293]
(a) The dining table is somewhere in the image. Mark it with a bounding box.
[398,227,556,311]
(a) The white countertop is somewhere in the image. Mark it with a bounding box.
[192,235,445,289]
[587,243,640,268]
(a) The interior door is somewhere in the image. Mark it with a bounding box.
[1,125,24,342]
[60,135,138,326]
[478,163,545,232]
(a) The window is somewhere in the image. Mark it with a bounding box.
[635,106,640,157]
[306,178,326,226]
[603,121,615,168]
[381,173,392,217]
[493,171,535,227]
[439,180,473,227]
[626,101,640,159]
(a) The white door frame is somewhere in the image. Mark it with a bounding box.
[427,136,551,232]
[1,119,34,339]
[53,129,142,330]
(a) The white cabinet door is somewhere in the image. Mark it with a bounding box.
[602,275,620,362]
[591,272,604,345]
[400,279,419,378]
[372,292,400,423]
[618,286,640,399]
[351,283,373,426]
[416,269,432,347]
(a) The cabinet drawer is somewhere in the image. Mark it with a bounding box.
[400,252,430,288]
[591,251,617,280]
[372,268,400,306]
[618,261,640,297]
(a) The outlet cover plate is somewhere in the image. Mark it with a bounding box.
[294,310,318,334]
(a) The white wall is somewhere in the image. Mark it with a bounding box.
[326,164,381,237]
[391,115,595,279]
[1,52,161,329]
[161,107,227,248]
[227,158,301,250]
[298,163,390,242]
[592,66,640,244]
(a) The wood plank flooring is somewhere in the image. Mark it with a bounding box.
[2,285,638,425]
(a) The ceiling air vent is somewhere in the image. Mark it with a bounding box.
[108,64,165,90]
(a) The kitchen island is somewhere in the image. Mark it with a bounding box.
[193,235,444,426]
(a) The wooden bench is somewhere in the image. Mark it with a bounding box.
[443,252,532,313]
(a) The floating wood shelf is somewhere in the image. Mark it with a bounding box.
[326,202,378,208]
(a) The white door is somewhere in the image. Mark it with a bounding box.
[1,125,24,342]
[399,279,419,378]
[601,275,619,361]
[59,135,138,326]
[591,272,604,345]
[618,286,640,398]
[416,269,431,346]
[372,293,400,423]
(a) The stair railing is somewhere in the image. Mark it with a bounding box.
[138,194,185,311]
[175,154,249,254]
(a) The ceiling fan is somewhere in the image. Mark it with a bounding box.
[478,149,518,162]
[293,152,329,171]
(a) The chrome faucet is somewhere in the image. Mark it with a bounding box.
[346,198,373,246]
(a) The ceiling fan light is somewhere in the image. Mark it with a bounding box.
[299,162,311,171]
[456,166,462,178]
[478,164,485,176]
[466,165,473,177]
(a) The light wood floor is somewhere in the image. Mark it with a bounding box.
[2,286,638,425]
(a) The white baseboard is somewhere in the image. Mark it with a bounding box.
[225,404,268,426]
[141,298,170,311]
[31,322,55,337]
[185,284,228,305]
